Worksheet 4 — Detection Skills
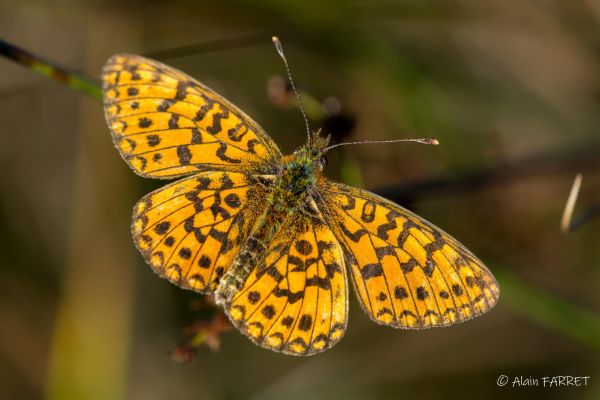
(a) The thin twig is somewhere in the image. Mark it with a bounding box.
[0,38,101,99]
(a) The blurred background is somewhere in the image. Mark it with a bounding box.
[1,1,599,399]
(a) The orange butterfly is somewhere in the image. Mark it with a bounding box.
[102,45,499,356]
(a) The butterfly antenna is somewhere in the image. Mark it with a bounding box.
[323,137,439,152]
[272,36,311,144]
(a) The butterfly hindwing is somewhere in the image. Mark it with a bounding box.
[102,54,282,178]
[224,214,348,355]
[317,181,499,329]
[132,170,269,293]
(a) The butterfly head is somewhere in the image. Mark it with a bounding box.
[290,130,330,172]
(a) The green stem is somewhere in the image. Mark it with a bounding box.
[0,38,101,100]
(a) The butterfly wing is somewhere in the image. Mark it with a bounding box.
[102,54,282,178]
[224,213,348,355]
[132,170,269,293]
[316,181,499,328]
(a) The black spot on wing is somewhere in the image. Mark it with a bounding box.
[246,139,259,154]
[177,145,192,165]
[146,134,160,147]
[179,247,192,260]
[224,193,241,208]
[157,99,175,112]
[192,104,211,122]
[135,156,147,171]
[397,219,419,247]
[375,245,396,259]
[125,138,136,151]
[376,210,401,240]
[295,239,313,256]
[191,127,202,144]
[376,308,393,318]
[174,80,191,101]
[154,221,170,235]
[339,222,368,242]
[360,200,376,223]
[340,195,355,211]
[262,305,276,319]
[227,124,247,142]
[422,260,436,278]
[281,316,294,327]
[138,117,152,128]
[219,174,235,189]
[452,284,464,296]
[305,276,331,290]
[325,262,342,278]
[168,114,180,129]
[415,286,429,301]
[216,143,241,164]
[209,193,231,220]
[247,291,260,304]
[298,314,312,332]
[401,258,418,274]
[207,108,229,135]
[196,176,212,189]
[273,288,304,304]
[267,266,285,283]
[361,263,383,280]
[394,286,408,299]
[198,255,212,268]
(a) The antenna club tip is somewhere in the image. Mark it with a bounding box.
[430,138,440,145]
[272,36,284,57]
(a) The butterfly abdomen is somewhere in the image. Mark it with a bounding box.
[214,190,285,305]
[215,229,269,305]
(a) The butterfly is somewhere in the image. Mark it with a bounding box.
[102,50,499,356]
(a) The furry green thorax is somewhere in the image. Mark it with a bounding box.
[271,131,330,212]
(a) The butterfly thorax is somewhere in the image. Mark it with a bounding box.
[271,153,320,213]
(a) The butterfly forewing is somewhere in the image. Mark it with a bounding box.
[316,181,499,329]
[224,214,348,355]
[102,54,282,178]
[132,170,269,292]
